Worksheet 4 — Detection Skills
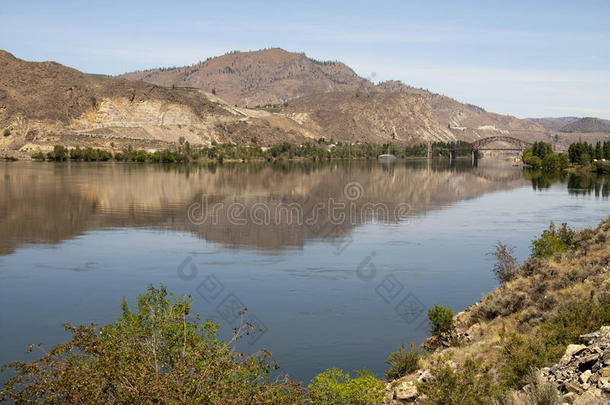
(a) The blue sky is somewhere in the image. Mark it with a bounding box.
[1,0,609,119]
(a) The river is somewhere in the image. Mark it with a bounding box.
[0,160,608,382]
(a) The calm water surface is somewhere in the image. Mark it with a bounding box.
[0,160,608,382]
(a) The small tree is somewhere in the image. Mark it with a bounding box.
[428,303,454,336]
[531,222,574,258]
[1,285,303,404]
[487,242,518,283]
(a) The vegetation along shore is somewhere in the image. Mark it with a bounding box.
[2,217,609,404]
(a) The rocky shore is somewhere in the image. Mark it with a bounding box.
[381,217,610,404]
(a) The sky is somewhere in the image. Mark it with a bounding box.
[1,0,609,119]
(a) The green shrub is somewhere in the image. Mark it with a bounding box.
[31,151,45,160]
[83,147,99,161]
[531,222,574,258]
[0,285,303,404]
[3,128,10,137]
[113,152,124,161]
[131,150,149,162]
[46,145,68,161]
[417,357,504,404]
[523,148,543,169]
[471,291,527,322]
[70,146,84,160]
[532,142,553,159]
[524,369,560,405]
[487,241,518,283]
[307,367,385,405]
[500,332,547,388]
[500,296,610,387]
[428,303,454,336]
[541,153,569,172]
[385,342,420,380]
[98,150,112,161]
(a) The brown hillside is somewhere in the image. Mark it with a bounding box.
[119,48,374,107]
[0,49,555,154]
[0,50,317,154]
[0,50,229,124]
[120,50,549,145]
[282,89,548,145]
[527,117,580,132]
[560,117,610,133]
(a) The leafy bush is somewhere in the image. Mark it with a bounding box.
[0,285,303,404]
[70,146,84,160]
[3,128,10,137]
[385,342,420,380]
[46,145,68,161]
[541,153,569,172]
[417,356,504,404]
[500,332,547,388]
[307,367,384,405]
[531,142,553,159]
[31,151,45,160]
[523,154,542,169]
[428,303,454,336]
[487,241,518,283]
[98,150,112,161]
[531,222,574,258]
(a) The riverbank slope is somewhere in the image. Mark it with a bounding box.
[384,217,610,404]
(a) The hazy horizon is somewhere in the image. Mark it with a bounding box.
[2,0,609,120]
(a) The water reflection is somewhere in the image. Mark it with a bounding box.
[524,169,609,197]
[3,161,607,256]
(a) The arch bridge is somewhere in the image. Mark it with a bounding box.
[450,136,532,164]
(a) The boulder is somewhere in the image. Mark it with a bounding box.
[562,392,576,403]
[417,369,433,383]
[562,344,587,364]
[394,380,418,402]
[564,381,583,394]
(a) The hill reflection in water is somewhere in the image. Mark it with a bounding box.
[2,160,603,255]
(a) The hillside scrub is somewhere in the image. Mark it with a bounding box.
[383,217,610,403]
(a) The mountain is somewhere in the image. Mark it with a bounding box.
[559,117,610,133]
[282,79,547,144]
[120,49,549,145]
[527,117,580,132]
[119,48,373,107]
[0,50,312,155]
[1,49,553,156]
